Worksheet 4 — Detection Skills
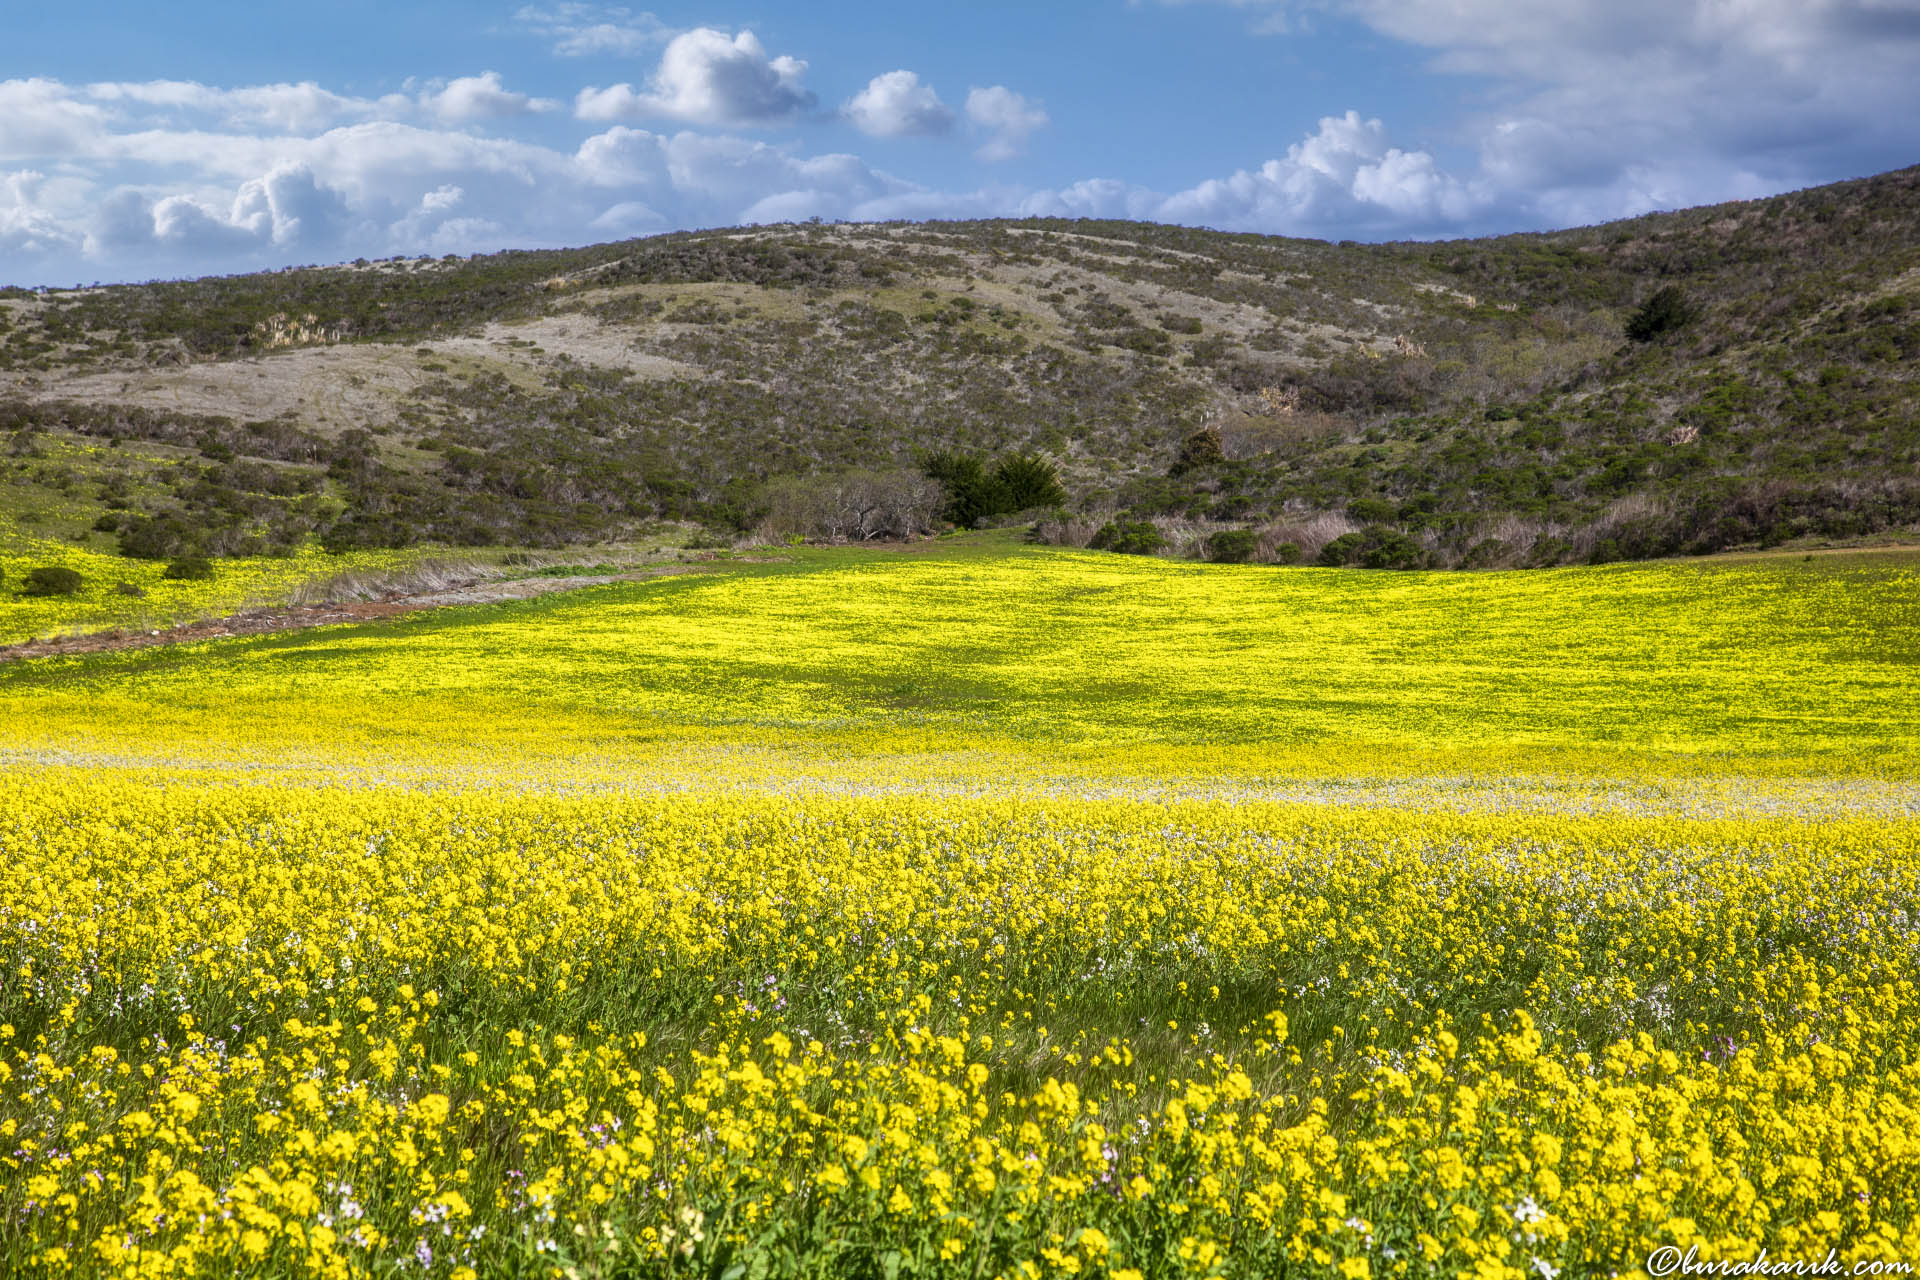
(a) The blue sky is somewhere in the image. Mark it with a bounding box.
[5,1,1918,285]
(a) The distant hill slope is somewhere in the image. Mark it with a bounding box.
[3,164,1916,567]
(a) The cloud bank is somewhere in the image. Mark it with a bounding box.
[1166,0,1920,222]
[4,0,1916,286]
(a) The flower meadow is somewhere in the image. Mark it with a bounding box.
[2,542,1918,1278]
[0,537,434,648]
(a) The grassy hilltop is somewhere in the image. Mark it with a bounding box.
[3,165,1917,574]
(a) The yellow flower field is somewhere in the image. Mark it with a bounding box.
[0,536,433,648]
[2,541,1917,1277]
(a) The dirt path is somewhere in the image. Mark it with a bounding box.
[0,566,708,665]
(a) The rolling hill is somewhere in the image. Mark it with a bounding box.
[3,163,1916,569]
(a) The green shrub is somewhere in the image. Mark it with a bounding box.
[926,451,1065,524]
[1347,496,1398,524]
[924,452,1011,527]
[1172,428,1225,473]
[22,566,83,596]
[1462,539,1511,569]
[117,514,200,560]
[1089,520,1165,555]
[1530,536,1575,565]
[163,556,216,581]
[1206,529,1258,563]
[1320,526,1425,570]
[1625,286,1700,342]
[993,453,1066,511]
[1360,529,1425,570]
[1115,327,1173,356]
[1272,541,1303,565]
[1319,533,1365,567]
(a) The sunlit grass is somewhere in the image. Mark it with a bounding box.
[4,539,1915,773]
[0,537,440,647]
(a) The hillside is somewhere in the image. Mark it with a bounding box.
[3,164,1917,569]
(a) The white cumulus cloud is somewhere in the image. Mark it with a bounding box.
[85,80,381,132]
[576,28,815,127]
[1,169,85,260]
[418,72,559,124]
[1160,0,1920,216]
[575,125,669,188]
[843,71,954,138]
[0,79,112,159]
[1156,110,1487,233]
[965,86,1048,162]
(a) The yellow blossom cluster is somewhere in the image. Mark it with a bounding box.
[2,777,1915,1277]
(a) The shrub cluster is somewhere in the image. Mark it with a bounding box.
[922,451,1067,528]
[19,566,83,596]
[1089,520,1167,555]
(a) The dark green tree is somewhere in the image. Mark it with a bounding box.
[924,451,1011,527]
[1319,526,1425,569]
[992,453,1066,511]
[1625,286,1700,342]
[1172,427,1225,473]
[117,514,200,561]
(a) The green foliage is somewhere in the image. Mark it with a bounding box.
[162,556,216,581]
[1173,427,1226,474]
[1089,520,1166,555]
[1318,534,1364,567]
[118,513,201,561]
[1205,529,1259,563]
[1320,526,1426,570]
[1625,286,1701,343]
[1347,496,1398,525]
[923,452,1010,528]
[21,566,83,596]
[924,451,1065,526]
[993,453,1067,511]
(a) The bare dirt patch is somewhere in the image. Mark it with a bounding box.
[40,344,446,435]
[26,315,706,437]
[0,565,707,665]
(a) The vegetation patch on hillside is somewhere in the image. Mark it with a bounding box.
[5,167,1916,569]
